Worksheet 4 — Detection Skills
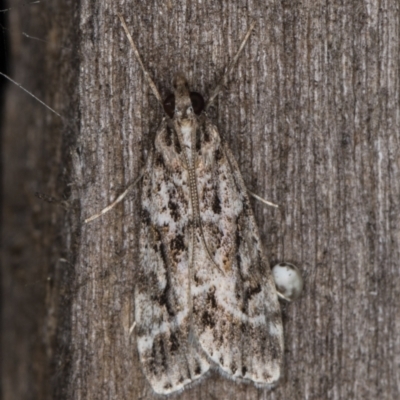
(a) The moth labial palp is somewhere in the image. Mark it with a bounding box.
[87,14,290,396]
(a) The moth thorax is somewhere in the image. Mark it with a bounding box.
[181,123,195,163]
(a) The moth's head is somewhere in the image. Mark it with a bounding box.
[163,73,205,120]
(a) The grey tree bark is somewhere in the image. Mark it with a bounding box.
[2,1,399,400]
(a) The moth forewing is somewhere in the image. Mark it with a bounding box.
[118,16,283,395]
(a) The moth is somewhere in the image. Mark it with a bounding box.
[88,15,284,395]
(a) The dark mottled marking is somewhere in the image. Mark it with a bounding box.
[235,224,242,262]
[158,240,168,263]
[169,332,179,352]
[246,284,262,299]
[159,337,168,371]
[174,129,181,154]
[220,356,224,366]
[201,310,215,328]
[260,333,267,354]
[201,288,217,328]
[159,279,175,316]
[203,125,210,143]
[212,193,221,214]
[170,234,185,263]
[194,363,202,375]
[155,152,164,167]
[195,127,202,152]
[207,287,217,308]
[241,283,262,312]
[164,383,172,390]
[231,362,237,374]
[171,234,185,252]
[158,243,175,316]
[215,148,223,162]
[235,227,246,279]
[236,253,241,270]
[168,199,180,221]
[149,343,157,374]
[141,209,151,226]
[165,125,173,146]
[242,366,247,376]
[242,197,250,214]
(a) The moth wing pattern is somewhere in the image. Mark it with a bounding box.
[191,118,284,385]
[136,127,211,395]
[136,114,283,394]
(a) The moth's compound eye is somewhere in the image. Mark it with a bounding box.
[272,262,304,301]
[163,94,175,118]
[190,92,205,115]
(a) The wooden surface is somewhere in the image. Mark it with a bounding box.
[2,1,400,399]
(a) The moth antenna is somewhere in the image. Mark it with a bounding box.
[0,72,62,118]
[118,13,163,105]
[206,20,256,110]
[84,171,144,223]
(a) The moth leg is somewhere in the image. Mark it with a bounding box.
[247,190,279,209]
[206,20,256,109]
[118,13,163,105]
[84,171,144,223]
[128,321,136,337]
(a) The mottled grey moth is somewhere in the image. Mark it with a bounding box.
[92,15,284,395]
